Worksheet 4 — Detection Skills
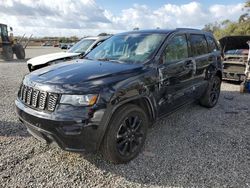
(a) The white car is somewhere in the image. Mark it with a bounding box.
[27,36,110,71]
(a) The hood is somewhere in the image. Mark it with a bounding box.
[219,36,250,53]
[27,52,80,66]
[24,59,144,93]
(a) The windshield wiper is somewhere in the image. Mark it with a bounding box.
[97,58,124,64]
[83,56,93,60]
[97,58,110,61]
[109,59,124,64]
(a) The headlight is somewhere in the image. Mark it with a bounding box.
[60,94,98,106]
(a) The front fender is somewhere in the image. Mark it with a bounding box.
[95,69,158,149]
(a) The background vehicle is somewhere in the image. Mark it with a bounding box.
[42,42,53,47]
[16,29,222,164]
[219,36,250,82]
[60,43,73,49]
[0,23,26,60]
[27,36,110,71]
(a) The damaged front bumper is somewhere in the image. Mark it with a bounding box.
[15,98,106,152]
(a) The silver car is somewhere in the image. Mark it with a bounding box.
[27,36,110,71]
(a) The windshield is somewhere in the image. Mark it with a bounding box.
[85,33,166,64]
[68,39,95,53]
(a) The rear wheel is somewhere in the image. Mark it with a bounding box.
[101,104,148,164]
[13,44,25,59]
[3,45,13,61]
[199,75,221,108]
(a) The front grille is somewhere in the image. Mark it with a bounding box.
[223,63,246,73]
[19,85,59,112]
[224,56,248,63]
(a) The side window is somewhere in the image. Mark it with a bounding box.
[190,34,208,56]
[162,34,188,64]
[206,36,219,52]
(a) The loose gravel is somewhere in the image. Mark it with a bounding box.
[0,62,249,187]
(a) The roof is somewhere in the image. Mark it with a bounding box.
[83,36,110,40]
[117,28,213,36]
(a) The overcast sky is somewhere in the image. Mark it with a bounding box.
[0,0,247,37]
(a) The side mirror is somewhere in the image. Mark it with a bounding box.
[10,27,13,31]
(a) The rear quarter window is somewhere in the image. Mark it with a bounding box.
[190,34,208,56]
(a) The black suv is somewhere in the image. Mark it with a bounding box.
[16,29,222,163]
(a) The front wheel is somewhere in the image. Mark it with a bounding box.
[101,104,148,164]
[199,75,221,108]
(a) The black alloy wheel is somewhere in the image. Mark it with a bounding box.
[199,75,221,108]
[116,115,144,156]
[101,104,148,164]
[209,77,221,106]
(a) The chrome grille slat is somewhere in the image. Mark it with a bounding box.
[47,94,58,111]
[38,92,47,110]
[32,90,39,107]
[20,85,24,100]
[26,88,33,105]
[22,86,28,102]
[18,85,58,112]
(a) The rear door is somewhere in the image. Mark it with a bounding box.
[188,34,210,98]
[157,33,196,116]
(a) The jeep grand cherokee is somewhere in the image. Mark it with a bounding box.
[16,29,222,163]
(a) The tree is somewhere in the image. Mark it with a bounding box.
[245,0,250,8]
[202,1,250,40]
[70,36,79,42]
[98,33,109,36]
[202,22,221,33]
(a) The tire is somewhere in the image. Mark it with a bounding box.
[13,44,25,59]
[3,45,13,61]
[199,75,221,108]
[101,104,148,164]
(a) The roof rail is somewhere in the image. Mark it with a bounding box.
[176,28,199,31]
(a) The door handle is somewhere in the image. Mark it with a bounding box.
[162,78,170,86]
[184,60,193,69]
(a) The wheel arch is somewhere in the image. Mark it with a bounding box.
[126,97,155,124]
[215,69,222,80]
[97,96,155,150]
[206,63,222,80]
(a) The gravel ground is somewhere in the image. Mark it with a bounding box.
[0,62,249,187]
[0,46,63,63]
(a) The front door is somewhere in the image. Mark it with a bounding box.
[157,34,196,116]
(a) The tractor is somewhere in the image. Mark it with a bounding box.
[0,23,25,60]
